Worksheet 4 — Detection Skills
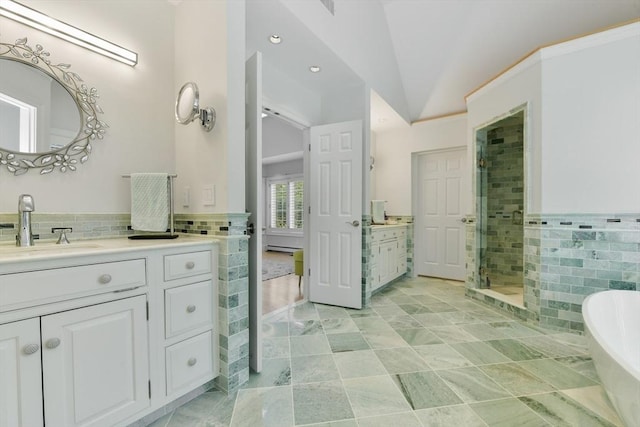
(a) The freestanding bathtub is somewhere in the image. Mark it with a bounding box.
[582,290,640,427]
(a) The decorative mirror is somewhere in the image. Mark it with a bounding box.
[175,81,215,132]
[0,37,107,175]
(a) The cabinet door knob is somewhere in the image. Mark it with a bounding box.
[45,338,61,349]
[98,274,112,284]
[185,261,195,270]
[23,343,40,355]
[187,357,197,367]
[186,304,197,313]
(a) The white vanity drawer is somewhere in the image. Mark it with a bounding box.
[0,259,146,312]
[164,251,211,281]
[165,331,214,396]
[165,281,213,338]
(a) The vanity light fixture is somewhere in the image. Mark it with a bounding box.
[269,34,282,44]
[0,0,138,66]
[309,65,321,73]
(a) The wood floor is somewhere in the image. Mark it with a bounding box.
[262,251,304,315]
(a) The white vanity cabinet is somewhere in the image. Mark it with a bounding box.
[0,237,219,427]
[371,225,408,292]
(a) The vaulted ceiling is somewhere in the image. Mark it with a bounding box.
[247,0,640,130]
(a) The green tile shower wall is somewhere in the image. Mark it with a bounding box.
[0,211,251,393]
[484,121,524,287]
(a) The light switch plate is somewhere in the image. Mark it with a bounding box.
[202,185,215,206]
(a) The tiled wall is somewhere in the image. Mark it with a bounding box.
[526,214,640,333]
[467,213,640,333]
[0,211,251,393]
[479,115,524,287]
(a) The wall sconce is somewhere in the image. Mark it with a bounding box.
[0,0,138,66]
[175,82,216,132]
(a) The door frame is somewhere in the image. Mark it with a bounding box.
[411,146,469,279]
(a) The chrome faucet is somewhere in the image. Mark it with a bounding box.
[16,194,35,247]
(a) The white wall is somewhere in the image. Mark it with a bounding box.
[373,113,468,215]
[0,0,175,213]
[262,117,304,159]
[174,0,244,214]
[540,26,640,213]
[281,0,410,123]
[467,22,640,215]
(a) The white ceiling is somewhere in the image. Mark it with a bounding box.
[247,0,640,130]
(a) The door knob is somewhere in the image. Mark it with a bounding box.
[460,217,467,223]
[346,220,360,227]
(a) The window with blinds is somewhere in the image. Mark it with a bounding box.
[268,176,303,231]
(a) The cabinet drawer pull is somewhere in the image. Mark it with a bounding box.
[187,357,197,367]
[45,338,61,349]
[185,261,195,270]
[23,343,40,355]
[98,274,112,284]
[186,304,197,313]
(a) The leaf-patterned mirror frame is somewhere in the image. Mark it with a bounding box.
[0,37,108,175]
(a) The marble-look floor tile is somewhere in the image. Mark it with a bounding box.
[426,325,478,343]
[352,316,394,333]
[485,339,546,361]
[262,321,289,337]
[517,335,585,358]
[468,309,509,323]
[316,304,351,319]
[356,411,422,427]
[438,311,481,324]
[554,355,601,383]
[396,328,443,346]
[415,404,487,427]
[373,305,409,318]
[436,367,511,403]
[479,362,555,396]
[470,398,549,427]
[230,386,293,427]
[262,337,290,359]
[326,332,371,353]
[461,323,510,341]
[290,354,340,384]
[246,358,291,388]
[306,420,358,427]
[518,359,598,389]
[164,390,236,427]
[288,319,323,336]
[423,302,458,313]
[333,349,387,379]
[290,302,320,320]
[520,392,618,427]
[393,371,462,409]
[369,295,395,306]
[410,295,444,306]
[561,386,624,427]
[385,314,424,330]
[343,376,411,417]
[374,347,431,374]
[398,304,433,315]
[412,312,452,327]
[413,343,473,370]
[450,341,511,365]
[321,318,360,335]
[488,321,543,338]
[548,332,590,355]
[387,294,420,305]
[362,329,408,349]
[290,335,331,356]
[292,380,354,425]
[347,307,378,318]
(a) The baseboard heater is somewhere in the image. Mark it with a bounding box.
[266,245,301,254]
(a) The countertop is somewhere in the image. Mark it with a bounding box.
[371,223,409,229]
[0,234,219,265]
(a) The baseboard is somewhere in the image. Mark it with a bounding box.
[266,246,301,254]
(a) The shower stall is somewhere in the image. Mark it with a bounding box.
[475,110,525,304]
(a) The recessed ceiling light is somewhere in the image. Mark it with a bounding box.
[309,65,321,73]
[269,35,282,44]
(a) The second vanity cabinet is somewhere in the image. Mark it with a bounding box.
[371,225,408,292]
[0,237,219,427]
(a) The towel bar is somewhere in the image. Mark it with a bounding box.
[123,174,178,238]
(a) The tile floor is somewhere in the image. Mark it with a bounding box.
[148,276,623,427]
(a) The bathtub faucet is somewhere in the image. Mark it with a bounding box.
[16,194,35,247]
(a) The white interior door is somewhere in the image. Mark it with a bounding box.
[416,148,467,280]
[245,52,262,373]
[309,120,362,309]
